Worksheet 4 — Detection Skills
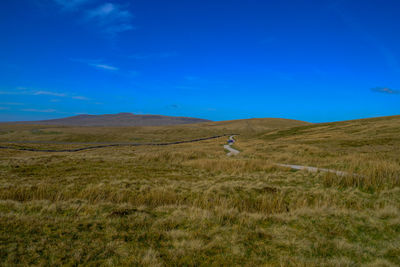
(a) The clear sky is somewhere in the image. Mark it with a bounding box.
[0,0,399,122]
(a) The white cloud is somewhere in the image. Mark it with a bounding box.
[33,91,67,97]
[86,3,134,34]
[371,87,399,95]
[0,88,89,101]
[72,96,90,100]
[51,1,134,36]
[71,58,119,71]
[88,3,115,17]
[89,63,119,71]
[21,109,57,113]
[87,3,131,20]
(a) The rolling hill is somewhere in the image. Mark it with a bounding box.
[6,112,212,127]
[0,115,399,265]
[0,117,310,143]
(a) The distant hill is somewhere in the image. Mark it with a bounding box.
[0,116,311,143]
[202,118,310,133]
[7,113,212,126]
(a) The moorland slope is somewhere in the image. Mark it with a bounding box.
[0,115,399,266]
[4,112,212,127]
[0,117,309,144]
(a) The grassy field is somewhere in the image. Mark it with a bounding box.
[0,118,308,143]
[0,116,399,266]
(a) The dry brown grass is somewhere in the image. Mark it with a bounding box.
[0,116,399,266]
[0,117,308,143]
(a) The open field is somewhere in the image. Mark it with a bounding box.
[0,116,399,266]
[0,117,308,144]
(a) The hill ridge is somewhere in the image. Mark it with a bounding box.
[4,112,212,127]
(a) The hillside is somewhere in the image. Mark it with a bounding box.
[202,117,310,133]
[239,114,400,175]
[0,115,399,266]
[0,117,310,143]
[6,112,211,127]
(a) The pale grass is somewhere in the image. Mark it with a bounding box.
[0,115,399,265]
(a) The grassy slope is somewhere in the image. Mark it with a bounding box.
[241,115,400,186]
[0,116,399,266]
[0,117,309,143]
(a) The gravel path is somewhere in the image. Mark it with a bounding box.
[223,136,350,176]
[275,163,348,176]
[224,135,240,156]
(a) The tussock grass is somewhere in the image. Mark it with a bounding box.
[323,160,400,191]
[184,158,278,174]
[1,116,400,265]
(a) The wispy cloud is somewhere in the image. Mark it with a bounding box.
[371,87,399,95]
[89,63,119,71]
[85,3,134,34]
[87,3,130,19]
[33,91,67,97]
[21,109,57,113]
[71,58,119,71]
[72,96,90,100]
[0,88,89,100]
[51,1,134,36]
[0,107,9,110]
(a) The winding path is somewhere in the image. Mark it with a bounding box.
[223,136,350,176]
[275,163,348,176]
[1,133,353,177]
[224,135,240,156]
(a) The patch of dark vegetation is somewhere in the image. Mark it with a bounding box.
[254,186,279,193]
[109,208,153,217]
[0,130,13,135]
[339,138,398,147]
[262,125,316,140]
[31,129,62,135]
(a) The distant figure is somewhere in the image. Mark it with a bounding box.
[228,139,234,144]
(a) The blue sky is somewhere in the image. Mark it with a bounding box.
[0,0,399,122]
